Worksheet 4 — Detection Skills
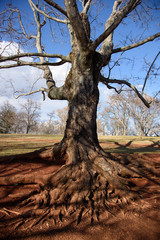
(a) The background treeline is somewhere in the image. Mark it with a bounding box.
[98,92,160,137]
[0,92,160,136]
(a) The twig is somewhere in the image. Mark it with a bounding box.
[142,51,160,95]
[15,87,48,99]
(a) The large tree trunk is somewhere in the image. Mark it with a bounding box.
[62,74,100,164]
[52,51,104,163]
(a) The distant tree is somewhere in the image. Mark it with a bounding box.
[56,107,68,134]
[97,118,105,135]
[12,111,27,133]
[0,101,17,133]
[101,92,160,136]
[100,93,130,136]
[20,99,40,134]
[128,93,160,136]
[38,110,59,134]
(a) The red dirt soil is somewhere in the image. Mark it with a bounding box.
[0,147,160,240]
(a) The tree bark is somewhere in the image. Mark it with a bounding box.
[52,49,105,165]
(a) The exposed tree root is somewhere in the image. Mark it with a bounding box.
[0,147,159,239]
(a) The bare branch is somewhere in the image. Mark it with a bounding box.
[3,8,36,39]
[0,59,68,69]
[44,0,68,17]
[15,87,48,99]
[16,8,36,39]
[107,52,124,78]
[100,75,150,108]
[90,0,141,51]
[103,82,121,94]
[0,52,71,63]
[142,51,160,94]
[81,0,92,14]
[30,0,67,24]
[98,1,123,61]
[28,0,39,25]
[48,85,68,100]
[28,0,47,64]
[112,32,160,53]
[152,90,160,101]
[14,74,68,101]
[64,0,88,49]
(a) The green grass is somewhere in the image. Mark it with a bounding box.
[0,134,159,156]
[0,134,63,156]
[0,134,63,140]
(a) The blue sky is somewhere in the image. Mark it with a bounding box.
[0,0,160,121]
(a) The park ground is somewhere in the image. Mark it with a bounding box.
[0,134,160,240]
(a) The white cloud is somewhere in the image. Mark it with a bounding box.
[0,41,23,56]
[49,63,71,87]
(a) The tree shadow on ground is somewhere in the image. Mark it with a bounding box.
[100,139,160,153]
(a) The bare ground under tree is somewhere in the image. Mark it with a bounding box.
[0,140,160,240]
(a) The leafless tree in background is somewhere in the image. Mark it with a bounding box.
[20,99,41,134]
[0,101,16,133]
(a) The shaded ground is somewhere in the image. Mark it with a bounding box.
[0,137,160,240]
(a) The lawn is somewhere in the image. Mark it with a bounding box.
[0,134,160,156]
[0,134,63,156]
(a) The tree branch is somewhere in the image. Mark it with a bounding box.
[81,0,92,15]
[30,0,67,24]
[112,32,160,53]
[48,85,68,100]
[43,66,68,100]
[64,0,88,49]
[0,52,71,63]
[142,51,160,94]
[98,0,122,56]
[152,90,160,102]
[15,87,48,100]
[5,8,36,39]
[15,78,68,101]
[100,75,150,108]
[0,59,68,69]
[17,8,36,39]
[90,0,141,51]
[44,0,68,17]
[28,0,39,28]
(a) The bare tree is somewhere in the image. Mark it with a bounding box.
[0,101,16,133]
[0,0,160,231]
[12,111,27,133]
[100,92,160,136]
[101,94,131,136]
[56,106,68,134]
[97,118,105,135]
[20,99,41,134]
[128,93,160,136]
[38,110,59,134]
